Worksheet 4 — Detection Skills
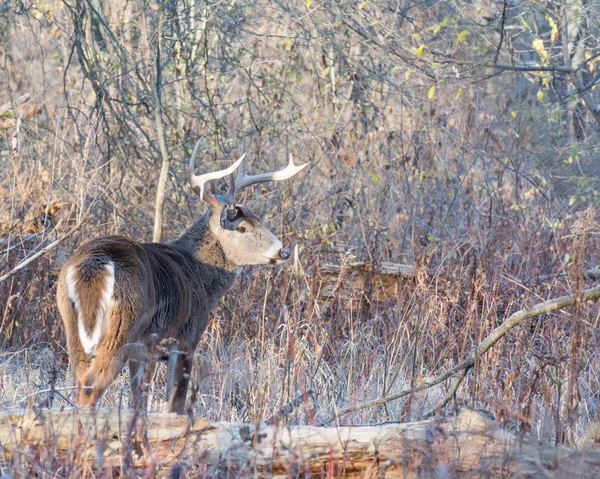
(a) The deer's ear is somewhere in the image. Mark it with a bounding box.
[220,206,243,231]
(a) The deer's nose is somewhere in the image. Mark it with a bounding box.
[279,246,291,260]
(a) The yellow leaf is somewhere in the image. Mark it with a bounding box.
[537,90,545,101]
[548,16,559,44]
[431,14,450,34]
[457,30,469,43]
[456,87,463,100]
[416,45,424,57]
[428,86,435,99]
[511,111,517,118]
[532,39,547,61]
[405,70,411,81]
[358,1,369,9]
[306,0,311,6]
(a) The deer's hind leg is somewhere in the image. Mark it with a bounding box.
[77,345,125,406]
[66,325,92,392]
[57,285,91,393]
[76,308,130,407]
[67,333,92,400]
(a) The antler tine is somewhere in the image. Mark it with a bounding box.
[226,154,247,201]
[189,139,245,206]
[227,173,235,201]
[233,154,308,194]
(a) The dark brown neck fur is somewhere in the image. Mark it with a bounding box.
[171,212,237,274]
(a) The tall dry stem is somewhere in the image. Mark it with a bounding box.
[561,205,599,444]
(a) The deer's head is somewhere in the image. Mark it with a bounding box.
[189,140,307,266]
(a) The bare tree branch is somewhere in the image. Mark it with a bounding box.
[0,93,30,116]
[321,283,600,425]
[0,222,84,284]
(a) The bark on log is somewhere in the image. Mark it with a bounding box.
[319,261,415,301]
[1,408,600,477]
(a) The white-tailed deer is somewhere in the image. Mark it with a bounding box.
[57,141,307,414]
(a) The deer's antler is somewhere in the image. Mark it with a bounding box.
[226,154,308,202]
[189,139,245,207]
[189,139,308,206]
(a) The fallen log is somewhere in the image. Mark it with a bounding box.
[1,408,600,477]
[319,261,415,301]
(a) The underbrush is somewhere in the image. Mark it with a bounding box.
[2,218,599,446]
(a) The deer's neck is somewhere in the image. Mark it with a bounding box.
[172,213,237,274]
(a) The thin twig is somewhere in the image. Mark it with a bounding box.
[493,0,508,65]
[526,266,600,284]
[0,217,54,253]
[422,368,468,419]
[0,386,79,407]
[265,389,315,425]
[151,4,171,243]
[0,222,84,284]
[0,93,30,116]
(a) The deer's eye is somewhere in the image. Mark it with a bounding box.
[236,226,246,233]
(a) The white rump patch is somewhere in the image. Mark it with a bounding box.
[66,262,115,355]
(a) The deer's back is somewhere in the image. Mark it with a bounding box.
[58,236,234,352]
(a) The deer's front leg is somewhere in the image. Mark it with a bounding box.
[166,343,179,407]
[168,351,192,414]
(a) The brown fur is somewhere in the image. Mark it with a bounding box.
[57,204,288,413]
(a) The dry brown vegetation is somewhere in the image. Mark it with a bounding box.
[1,0,600,476]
